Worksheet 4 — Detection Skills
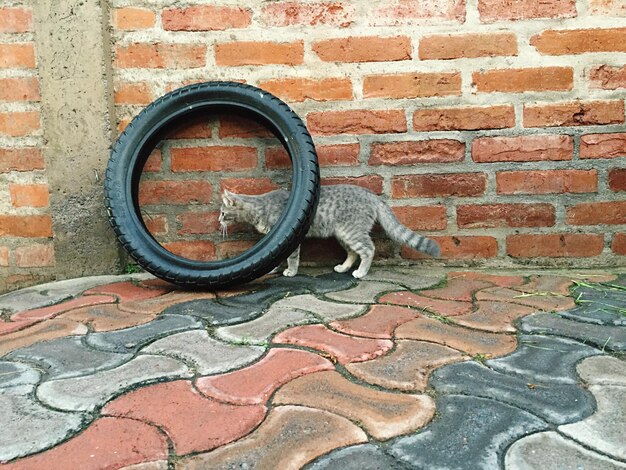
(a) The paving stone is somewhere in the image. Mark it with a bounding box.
[274,370,435,440]
[448,271,526,288]
[273,325,393,364]
[389,395,547,470]
[487,334,601,384]
[577,355,626,386]
[453,301,536,333]
[143,330,265,375]
[176,405,368,470]
[271,294,367,321]
[37,354,191,411]
[118,461,169,470]
[119,291,216,314]
[59,303,156,332]
[476,287,575,312]
[564,282,626,325]
[514,275,574,296]
[84,281,171,302]
[420,278,494,302]
[305,444,406,470]
[505,430,626,470]
[325,281,403,303]
[331,305,419,339]
[0,319,38,336]
[0,319,87,356]
[215,306,318,344]
[196,348,333,405]
[522,313,626,351]
[346,340,465,391]
[1,416,167,469]
[267,271,358,294]
[10,295,116,321]
[559,385,626,460]
[103,379,266,456]
[85,314,202,353]
[0,386,84,462]
[365,268,443,290]
[431,361,595,424]
[379,291,473,317]
[560,304,626,326]
[6,336,132,380]
[395,317,517,357]
[0,362,40,388]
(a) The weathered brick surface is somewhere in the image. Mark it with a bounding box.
[472,135,573,162]
[496,170,598,195]
[507,234,604,258]
[531,28,626,55]
[392,173,487,198]
[457,204,556,228]
[419,32,517,60]
[363,72,461,99]
[478,0,576,22]
[216,41,303,66]
[313,36,411,63]
[369,140,465,165]
[473,67,574,93]
[566,201,626,225]
[580,133,626,159]
[413,105,514,131]
[588,65,626,90]
[162,6,251,31]
[524,101,624,127]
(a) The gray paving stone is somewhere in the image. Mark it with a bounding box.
[431,361,595,424]
[267,271,358,294]
[389,394,547,470]
[565,281,626,325]
[85,314,202,353]
[0,385,84,461]
[142,330,265,375]
[325,281,403,303]
[271,294,367,321]
[487,335,601,384]
[364,268,443,290]
[0,361,40,388]
[577,355,626,386]
[5,336,132,380]
[36,354,191,411]
[559,385,626,461]
[305,443,407,470]
[522,314,626,351]
[505,430,626,470]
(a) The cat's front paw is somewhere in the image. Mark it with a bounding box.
[334,264,350,273]
[283,268,298,277]
[352,269,368,279]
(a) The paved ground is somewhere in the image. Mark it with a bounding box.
[0,267,625,469]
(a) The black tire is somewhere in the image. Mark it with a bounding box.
[105,81,320,289]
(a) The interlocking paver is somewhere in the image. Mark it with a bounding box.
[420,278,493,302]
[273,324,393,364]
[448,271,525,288]
[395,317,517,357]
[118,461,169,470]
[196,348,333,405]
[0,319,38,336]
[0,416,167,469]
[379,291,473,316]
[103,380,266,455]
[0,318,87,356]
[476,287,575,311]
[11,295,116,321]
[514,275,574,295]
[305,444,406,470]
[0,362,40,388]
[271,294,367,321]
[453,301,536,333]
[330,305,419,339]
[505,431,626,470]
[559,385,626,460]
[266,271,358,293]
[389,395,547,470]
[37,354,191,411]
[273,370,435,440]
[346,340,465,391]
[577,355,626,386]
[59,303,156,332]
[325,281,403,303]
[143,330,265,375]
[564,282,626,325]
[176,405,368,470]
[84,281,171,302]
[118,291,216,314]
[365,268,443,290]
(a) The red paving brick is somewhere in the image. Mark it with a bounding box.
[103,380,266,456]
[379,291,474,316]
[119,291,216,314]
[59,303,156,332]
[11,295,116,321]
[196,348,334,405]
[84,281,170,302]
[0,318,87,355]
[514,275,574,295]
[330,304,420,339]
[272,325,393,364]
[419,278,494,302]
[448,271,526,287]
[475,287,576,311]
[453,301,537,333]
[0,318,38,336]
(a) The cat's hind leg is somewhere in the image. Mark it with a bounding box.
[283,245,300,277]
[344,234,374,279]
[334,247,358,273]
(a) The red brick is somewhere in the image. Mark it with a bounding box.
[0,246,8,266]
[162,240,216,261]
[531,28,626,55]
[413,105,514,131]
[524,100,624,127]
[171,146,257,172]
[507,234,604,258]
[474,67,573,93]
[138,180,213,205]
[266,143,359,169]
[219,115,273,139]
[457,203,555,228]
[580,133,626,159]
[116,43,206,69]
[496,170,597,195]
[479,0,576,22]
[0,77,39,102]
[114,81,153,105]
[363,72,461,99]
[402,236,498,259]
[392,206,447,231]
[472,135,573,163]
[589,0,626,16]
[566,201,626,225]
[321,175,384,194]
[369,140,465,165]
[257,77,353,102]
[261,2,354,27]
[392,173,487,198]
[313,36,411,63]
[0,215,53,238]
[216,41,303,66]
[609,168,626,192]
[9,184,49,208]
[143,149,162,172]
[307,110,407,136]
[220,177,279,195]
[0,43,35,68]
[419,32,517,59]
[162,6,251,31]
[0,111,40,136]
[168,121,213,139]
[0,7,32,33]
[588,65,626,90]
[177,211,221,236]
[143,214,168,235]
[14,243,54,267]
[0,148,44,173]
[113,7,155,30]
[612,233,626,255]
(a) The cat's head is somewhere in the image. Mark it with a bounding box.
[219,189,248,228]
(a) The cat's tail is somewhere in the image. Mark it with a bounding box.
[376,200,441,257]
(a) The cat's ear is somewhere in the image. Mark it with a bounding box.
[222,189,238,207]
